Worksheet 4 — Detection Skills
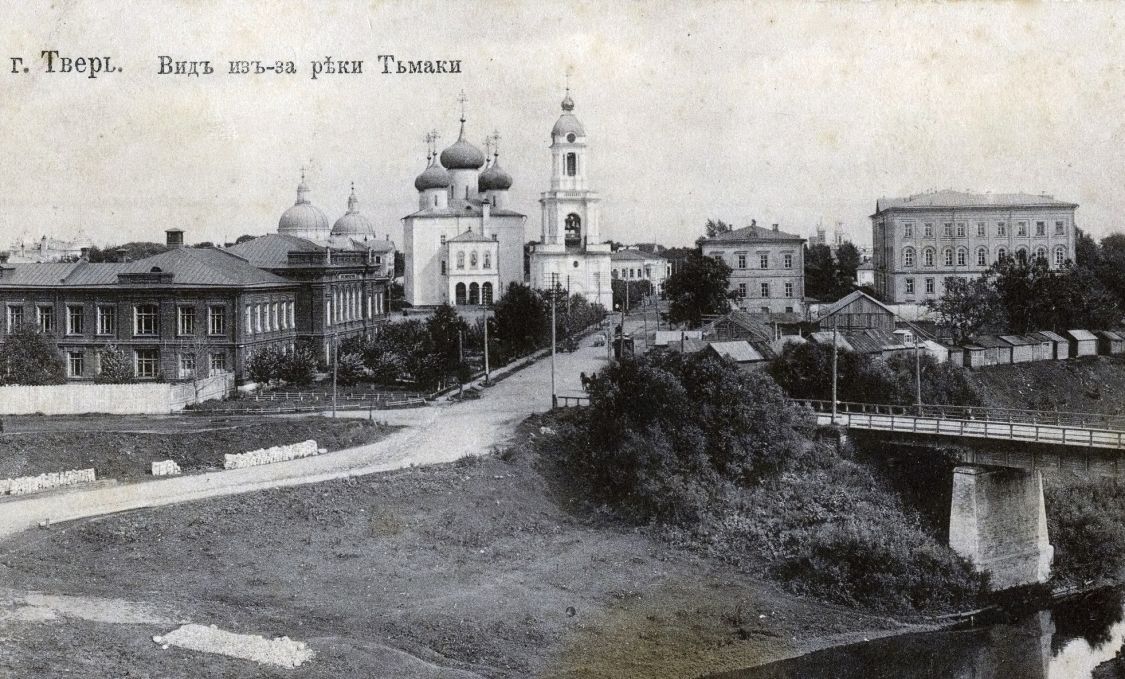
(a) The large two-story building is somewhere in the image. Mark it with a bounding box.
[700,222,806,314]
[870,191,1078,303]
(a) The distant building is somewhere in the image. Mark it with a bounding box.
[610,249,670,294]
[6,234,93,263]
[699,222,805,315]
[856,260,875,287]
[870,191,1078,304]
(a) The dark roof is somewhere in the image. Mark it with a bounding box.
[820,290,897,320]
[0,248,291,288]
[999,335,1037,347]
[875,190,1077,213]
[225,234,324,266]
[1097,330,1125,342]
[0,262,82,286]
[973,335,1010,349]
[703,223,804,243]
[700,310,773,343]
[611,250,663,261]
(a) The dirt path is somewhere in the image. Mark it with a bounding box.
[0,329,614,540]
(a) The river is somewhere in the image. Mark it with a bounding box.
[708,588,1125,679]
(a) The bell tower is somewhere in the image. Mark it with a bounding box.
[540,88,602,249]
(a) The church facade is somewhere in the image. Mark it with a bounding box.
[528,91,613,310]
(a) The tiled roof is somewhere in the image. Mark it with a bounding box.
[875,191,1077,213]
[704,223,804,243]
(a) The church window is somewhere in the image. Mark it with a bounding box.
[440,234,446,244]
[483,252,491,269]
[469,283,480,305]
[564,213,582,246]
[957,248,967,266]
[997,247,1007,263]
[565,153,577,177]
[573,260,580,268]
[482,282,494,305]
[1055,246,1066,267]
[943,248,953,266]
[456,252,465,269]
[455,283,466,305]
[470,251,478,268]
[566,133,576,143]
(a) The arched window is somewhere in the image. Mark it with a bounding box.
[956,248,967,267]
[997,247,1007,263]
[902,247,915,268]
[1016,248,1028,265]
[1035,247,1047,263]
[923,248,935,267]
[1055,246,1066,267]
[943,248,953,266]
[565,153,577,176]
[470,251,478,268]
[481,282,493,305]
[976,248,987,267]
[469,283,480,305]
[455,283,466,305]
[564,213,582,246]
[483,252,491,269]
[456,251,465,269]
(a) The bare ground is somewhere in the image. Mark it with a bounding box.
[0,415,919,679]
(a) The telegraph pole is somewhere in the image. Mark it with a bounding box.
[483,305,490,384]
[914,333,922,412]
[831,316,838,422]
[331,330,338,419]
[550,273,558,408]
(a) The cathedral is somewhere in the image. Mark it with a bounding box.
[403,90,612,310]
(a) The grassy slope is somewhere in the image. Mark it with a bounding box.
[966,355,1125,416]
[0,415,911,679]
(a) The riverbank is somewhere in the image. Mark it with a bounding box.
[0,415,929,678]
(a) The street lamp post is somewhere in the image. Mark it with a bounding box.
[550,273,558,409]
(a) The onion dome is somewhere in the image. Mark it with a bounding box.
[278,171,330,239]
[440,118,486,170]
[552,88,586,138]
[415,153,452,191]
[478,153,513,191]
[332,184,374,236]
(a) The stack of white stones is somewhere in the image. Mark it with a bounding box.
[2,468,96,496]
[223,440,320,470]
[150,460,182,476]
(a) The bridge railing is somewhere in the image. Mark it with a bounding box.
[792,399,1125,432]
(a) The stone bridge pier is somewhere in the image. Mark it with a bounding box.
[948,466,1053,590]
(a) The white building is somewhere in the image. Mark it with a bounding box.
[528,90,613,309]
[402,112,526,307]
[610,249,671,294]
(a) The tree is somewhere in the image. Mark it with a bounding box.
[234,234,258,245]
[85,242,169,263]
[278,344,317,385]
[930,276,1002,342]
[426,304,469,380]
[1075,228,1099,267]
[663,251,733,327]
[804,243,836,299]
[393,251,405,278]
[494,282,549,357]
[704,218,732,238]
[611,278,653,312]
[246,345,284,386]
[834,242,861,290]
[334,351,366,386]
[94,343,133,383]
[0,325,65,385]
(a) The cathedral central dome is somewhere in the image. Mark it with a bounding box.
[279,173,330,239]
[440,137,486,170]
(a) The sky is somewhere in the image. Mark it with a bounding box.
[1,1,1124,250]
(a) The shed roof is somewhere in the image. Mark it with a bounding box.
[973,335,1010,349]
[708,341,765,363]
[999,335,1037,347]
[810,331,853,351]
[1096,330,1125,342]
[1033,330,1069,343]
[1068,329,1099,341]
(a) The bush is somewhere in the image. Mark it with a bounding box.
[1045,478,1125,585]
[334,352,366,386]
[0,325,65,385]
[94,344,133,384]
[279,344,317,386]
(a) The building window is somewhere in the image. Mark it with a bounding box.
[784,281,793,298]
[955,222,966,237]
[287,301,295,328]
[455,282,467,305]
[1055,220,1066,235]
[902,247,915,268]
[737,253,746,269]
[976,222,986,236]
[977,247,987,267]
[922,248,934,267]
[456,251,465,269]
[925,278,935,295]
[271,302,279,331]
[97,305,115,335]
[759,253,769,269]
[997,247,1007,263]
[6,305,23,333]
[178,353,195,379]
[943,249,953,266]
[903,222,914,239]
[441,260,447,275]
[483,252,491,269]
[1017,221,1028,236]
[177,306,195,335]
[66,305,84,335]
[1016,248,1028,265]
[37,305,54,334]
[1055,246,1066,267]
[783,253,793,269]
[208,306,225,335]
[760,282,770,297]
[997,222,1007,236]
[1036,247,1047,262]
[255,304,263,334]
[135,348,159,378]
[470,251,478,268]
[134,304,157,336]
[482,282,494,305]
[923,223,933,238]
[904,278,915,295]
[1036,221,1046,236]
[738,283,747,298]
[943,223,953,238]
[67,351,84,378]
[209,352,226,375]
[956,248,967,266]
[565,152,577,176]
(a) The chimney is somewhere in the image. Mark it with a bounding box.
[772,223,779,232]
[79,247,90,261]
[116,248,128,263]
[0,252,9,264]
[165,228,184,248]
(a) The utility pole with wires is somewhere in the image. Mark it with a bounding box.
[914,332,923,412]
[331,329,338,419]
[550,272,558,408]
[831,316,838,422]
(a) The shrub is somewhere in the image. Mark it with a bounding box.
[0,325,66,385]
[94,344,133,384]
[246,345,284,386]
[334,352,366,386]
[279,344,317,386]
[1045,478,1125,585]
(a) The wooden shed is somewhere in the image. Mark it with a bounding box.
[817,290,897,332]
[961,341,994,368]
[1032,330,1069,360]
[1096,330,1125,356]
[975,335,1012,365]
[999,335,1037,363]
[1023,333,1054,362]
[943,343,964,366]
[1067,329,1098,358]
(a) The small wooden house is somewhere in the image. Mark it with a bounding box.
[816,290,897,332]
[1096,330,1125,356]
[975,335,1012,365]
[961,341,994,368]
[943,344,964,366]
[999,335,1037,364]
[1022,333,1053,362]
[1032,330,1069,360]
[1068,329,1098,358]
